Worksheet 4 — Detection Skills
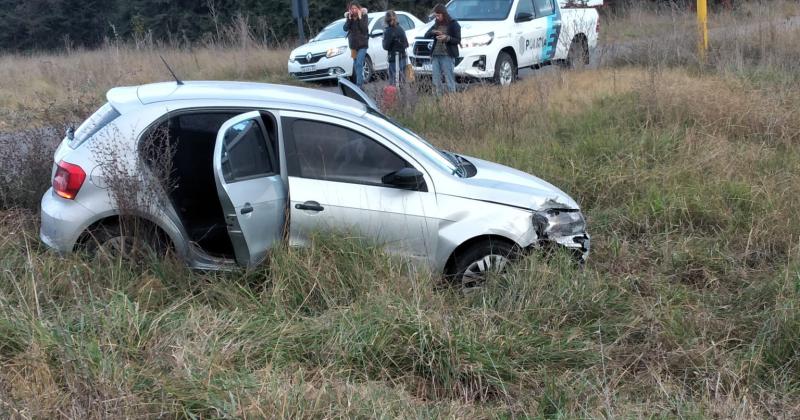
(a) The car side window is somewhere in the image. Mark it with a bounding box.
[286,119,408,186]
[399,15,414,30]
[516,0,535,17]
[533,0,556,17]
[220,119,275,183]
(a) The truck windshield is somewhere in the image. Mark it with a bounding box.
[447,0,514,21]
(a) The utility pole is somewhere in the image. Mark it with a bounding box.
[697,0,708,62]
[292,0,309,44]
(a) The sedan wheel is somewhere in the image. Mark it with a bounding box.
[450,240,519,289]
[461,253,511,288]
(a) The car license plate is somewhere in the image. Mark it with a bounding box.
[301,65,316,73]
[422,63,432,72]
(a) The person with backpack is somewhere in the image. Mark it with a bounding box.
[424,4,460,95]
[343,2,369,88]
[382,10,409,86]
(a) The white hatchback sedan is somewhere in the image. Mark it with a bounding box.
[288,11,424,82]
[40,79,589,285]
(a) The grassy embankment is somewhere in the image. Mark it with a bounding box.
[2,3,800,418]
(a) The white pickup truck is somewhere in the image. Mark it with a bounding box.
[410,0,601,85]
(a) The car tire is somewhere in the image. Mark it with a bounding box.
[82,220,168,262]
[493,52,517,86]
[363,55,374,83]
[449,239,520,289]
[351,55,374,85]
[565,37,589,70]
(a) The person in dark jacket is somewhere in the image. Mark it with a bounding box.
[424,4,460,95]
[382,11,409,85]
[343,2,369,88]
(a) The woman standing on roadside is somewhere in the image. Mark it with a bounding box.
[424,4,460,95]
[382,11,409,85]
[343,1,369,88]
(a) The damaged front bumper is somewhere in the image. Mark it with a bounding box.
[533,208,591,263]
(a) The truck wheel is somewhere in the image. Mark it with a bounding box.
[448,239,520,289]
[566,37,589,70]
[493,52,516,86]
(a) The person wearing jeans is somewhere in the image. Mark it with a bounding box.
[343,2,369,88]
[424,4,460,95]
[382,11,409,85]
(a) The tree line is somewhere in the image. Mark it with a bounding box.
[0,0,440,52]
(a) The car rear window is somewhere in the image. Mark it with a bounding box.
[70,102,120,148]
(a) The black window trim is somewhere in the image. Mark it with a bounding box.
[533,0,557,18]
[282,116,428,192]
[221,113,280,184]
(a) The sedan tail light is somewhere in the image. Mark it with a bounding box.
[53,160,86,200]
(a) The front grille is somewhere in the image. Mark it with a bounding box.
[412,57,429,67]
[413,40,433,57]
[294,52,326,65]
[412,57,463,67]
[291,69,334,80]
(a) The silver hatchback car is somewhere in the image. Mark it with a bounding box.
[40,79,589,283]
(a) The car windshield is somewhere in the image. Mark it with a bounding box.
[447,0,514,21]
[314,17,375,41]
[367,111,466,178]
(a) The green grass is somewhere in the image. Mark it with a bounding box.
[4,21,800,416]
[3,67,800,416]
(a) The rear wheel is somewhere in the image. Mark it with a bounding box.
[82,220,169,262]
[449,239,520,289]
[565,37,589,70]
[493,52,517,86]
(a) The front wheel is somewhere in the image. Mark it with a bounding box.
[493,52,517,86]
[448,240,520,289]
[352,55,374,85]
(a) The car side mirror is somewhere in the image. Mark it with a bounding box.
[370,29,384,38]
[515,12,534,23]
[382,167,427,191]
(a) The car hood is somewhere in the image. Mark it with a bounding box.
[446,155,580,211]
[417,20,504,39]
[290,38,349,57]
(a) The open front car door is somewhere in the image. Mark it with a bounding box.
[213,111,287,266]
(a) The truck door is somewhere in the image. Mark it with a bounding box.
[513,0,539,67]
[533,0,562,63]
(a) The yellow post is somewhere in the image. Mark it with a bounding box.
[697,0,708,62]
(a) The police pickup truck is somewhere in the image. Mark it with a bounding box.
[410,0,601,85]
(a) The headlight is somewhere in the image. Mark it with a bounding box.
[534,209,586,238]
[460,32,494,49]
[288,55,296,63]
[327,46,347,58]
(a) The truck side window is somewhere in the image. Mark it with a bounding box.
[533,0,556,17]
[516,0,534,17]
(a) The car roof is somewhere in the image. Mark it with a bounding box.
[106,81,367,116]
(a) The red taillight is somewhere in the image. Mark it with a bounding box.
[53,160,86,200]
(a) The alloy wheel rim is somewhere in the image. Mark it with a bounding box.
[500,61,513,85]
[462,254,510,288]
[97,236,149,261]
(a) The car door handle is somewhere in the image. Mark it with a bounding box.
[295,201,324,212]
[240,203,254,215]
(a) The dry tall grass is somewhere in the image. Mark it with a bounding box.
[0,45,292,130]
